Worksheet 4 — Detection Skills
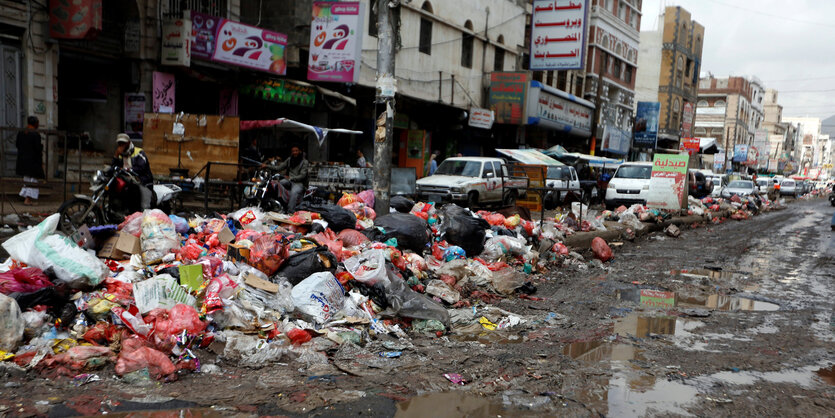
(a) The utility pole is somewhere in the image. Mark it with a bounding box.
[590,51,607,156]
[374,0,397,214]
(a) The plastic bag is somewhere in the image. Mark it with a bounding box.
[343,249,390,287]
[116,337,177,380]
[380,265,449,326]
[168,214,189,235]
[230,207,266,230]
[248,234,289,276]
[390,196,415,213]
[145,304,207,346]
[591,237,613,261]
[337,192,358,207]
[275,246,337,285]
[343,202,377,221]
[369,213,431,253]
[490,268,526,295]
[290,272,346,324]
[0,293,24,351]
[141,209,181,264]
[118,212,144,237]
[439,206,490,257]
[357,190,375,208]
[0,267,53,295]
[297,202,357,232]
[40,345,114,375]
[338,229,369,247]
[480,235,529,262]
[2,214,108,288]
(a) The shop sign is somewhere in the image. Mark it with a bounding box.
[633,101,660,148]
[124,22,141,52]
[714,151,726,173]
[732,144,748,162]
[152,72,175,113]
[679,137,700,155]
[191,12,223,60]
[646,153,689,210]
[468,108,495,129]
[530,87,592,132]
[308,2,364,83]
[489,72,528,125]
[768,158,778,173]
[161,19,191,67]
[529,0,588,70]
[601,124,631,155]
[124,93,146,137]
[681,102,693,137]
[240,79,316,108]
[49,0,102,39]
[190,12,287,75]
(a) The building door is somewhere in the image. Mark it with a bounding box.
[1,42,23,177]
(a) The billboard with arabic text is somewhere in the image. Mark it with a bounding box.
[646,153,689,210]
[529,0,588,70]
[308,2,364,83]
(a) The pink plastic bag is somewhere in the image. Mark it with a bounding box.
[591,237,613,261]
[338,229,369,247]
[115,337,177,380]
[357,190,375,208]
[0,268,53,295]
[145,304,207,349]
[118,212,144,236]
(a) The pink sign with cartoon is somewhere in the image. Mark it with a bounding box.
[211,19,287,75]
[308,2,364,83]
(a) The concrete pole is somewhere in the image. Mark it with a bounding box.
[373,0,397,214]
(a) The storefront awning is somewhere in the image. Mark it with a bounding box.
[240,118,363,146]
[496,149,564,166]
[699,137,719,154]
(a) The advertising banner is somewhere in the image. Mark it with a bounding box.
[124,93,146,137]
[240,79,316,108]
[49,0,102,39]
[161,18,191,67]
[768,158,778,173]
[646,153,689,210]
[732,144,748,162]
[681,102,694,138]
[529,0,588,70]
[190,12,223,60]
[152,72,175,113]
[753,130,769,167]
[679,137,700,155]
[714,151,726,173]
[633,102,660,148]
[601,124,631,155]
[489,72,528,125]
[468,108,495,129]
[308,2,364,83]
[528,86,593,132]
[212,19,287,75]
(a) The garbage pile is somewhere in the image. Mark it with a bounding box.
[0,189,781,382]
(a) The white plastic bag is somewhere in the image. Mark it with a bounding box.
[0,293,24,351]
[140,209,181,264]
[2,214,107,288]
[343,249,390,287]
[290,272,346,325]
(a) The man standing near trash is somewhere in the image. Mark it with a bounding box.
[268,145,309,212]
[356,149,371,168]
[16,116,45,206]
[113,133,154,210]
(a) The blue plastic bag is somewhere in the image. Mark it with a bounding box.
[169,215,189,235]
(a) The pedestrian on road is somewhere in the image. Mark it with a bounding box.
[426,150,440,176]
[16,116,44,206]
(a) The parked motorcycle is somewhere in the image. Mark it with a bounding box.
[242,168,318,212]
[57,167,181,234]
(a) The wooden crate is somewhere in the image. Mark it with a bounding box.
[142,113,240,180]
[506,163,547,188]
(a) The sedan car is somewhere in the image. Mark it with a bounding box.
[780,179,799,197]
[721,180,758,199]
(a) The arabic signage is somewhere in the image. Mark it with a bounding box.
[240,79,316,108]
[468,108,495,129]
[162,18,191,67]
[753,130,769,167]
[646,153,689,210]
[308,2,364,83]
[49,0,102,39]
[634,101,660,148]
[768,158,778,173]
[530,0,588,70]
[527,84,593,134]
[124,93,146,137]
[732,144,748,162]
[152,72,175,113]
[601,124,630,155]
[191,12,222,60]
[640,289,676,309]
[714,151,726,173]
[489,72,528,125]
[681,102,693,138]
[190,12,287,75]
[679,137,700,155]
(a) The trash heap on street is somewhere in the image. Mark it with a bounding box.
[0,189,796,382]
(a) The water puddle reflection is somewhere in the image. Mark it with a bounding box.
[563,341,641,362]
[396,392,506,417]
[614,314,703,339]
[617,289,780,311]
[673,268,749,281]
[706,364,835,388]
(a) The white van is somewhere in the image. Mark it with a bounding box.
[605,162,653,210]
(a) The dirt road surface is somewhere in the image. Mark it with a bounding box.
[1,198,833,417]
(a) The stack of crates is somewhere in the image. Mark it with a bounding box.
[506,163,546,212]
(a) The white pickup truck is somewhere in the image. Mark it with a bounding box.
[415,157,528,207]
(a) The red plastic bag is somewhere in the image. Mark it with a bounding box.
[248,234,289,276]
[337,193,358,207]
[552,242,570,255]
[39,346,114,376]
[591,237,613,261]
[0,267,53,295]
[287,328,312,345]
[83,322,123,345]
[485,213,506,226]
[235,229,263,242]
[145,304,207,348]
[338,229,369,247]
[357,190,375,208]
[115,337,177,380]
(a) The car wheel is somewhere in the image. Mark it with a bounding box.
[467,191,479,209]
[503,191,517,207]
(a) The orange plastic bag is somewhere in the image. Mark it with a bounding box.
[337,193,358,207]
[591,237,613,261]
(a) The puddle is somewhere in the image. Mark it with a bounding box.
[605,372,698,417]
[673,268,749,281]
[396,392,506,417]
[103,409,221,418]
[705,364,835,388]
[563,341,641,362]
[617,289,780,311]
[614,314,703,339]
[816,365,835,385]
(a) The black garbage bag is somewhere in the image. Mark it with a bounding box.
[439,204,489,257]
[297,202,357,232]
[491,225,517,237]
[275,245,338,285]
[378,265,449,326]
[390,196,415,213]
[366,213,430,253]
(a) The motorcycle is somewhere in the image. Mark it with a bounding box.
[242,168,318,212]
[57,167,181,234]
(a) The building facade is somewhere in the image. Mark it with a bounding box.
[634,5,703,149]
[695,76,755,161]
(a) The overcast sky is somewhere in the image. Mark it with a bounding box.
[640,0,835,122]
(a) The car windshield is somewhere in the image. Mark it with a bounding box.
[783,180,795,186]
[614,165,651,179]
[728,180,753,188]
[757,179,768,185]
[434,160,482,177]
[547,166,571,180]
[712,178,721,185]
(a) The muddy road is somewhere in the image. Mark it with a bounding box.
[2,198,834,417]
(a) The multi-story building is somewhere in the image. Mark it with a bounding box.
[783,116,821,175]
[634,5,703,150]
[584,0,642,152]
[762,89,792,160]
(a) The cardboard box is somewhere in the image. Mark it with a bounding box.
[217,225,235,244]
[226,243,251,262]
[98,232,141,260]
[244,273,279,293]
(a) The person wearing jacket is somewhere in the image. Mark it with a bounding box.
[112,133,153,210]
[266,145,309,212]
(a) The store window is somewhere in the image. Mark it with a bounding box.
[494,35,505,71]
[461,20,474,68]
[676,56,684,88]
[672,99,681,128]
[419,19,432,54]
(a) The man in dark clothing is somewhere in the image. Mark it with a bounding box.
[240,138,263,167]
[16,116,44,205]
[113,133,154,209]
[267,146,309,212]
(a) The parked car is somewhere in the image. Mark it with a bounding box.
[779,179,799,197]
[706,175,727,197]
[688,170,713,199]
[415,157,527,207]
[543,165,581,208]
[755,178,770,194]
[720,180,759,199]
[605,162,653,210]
